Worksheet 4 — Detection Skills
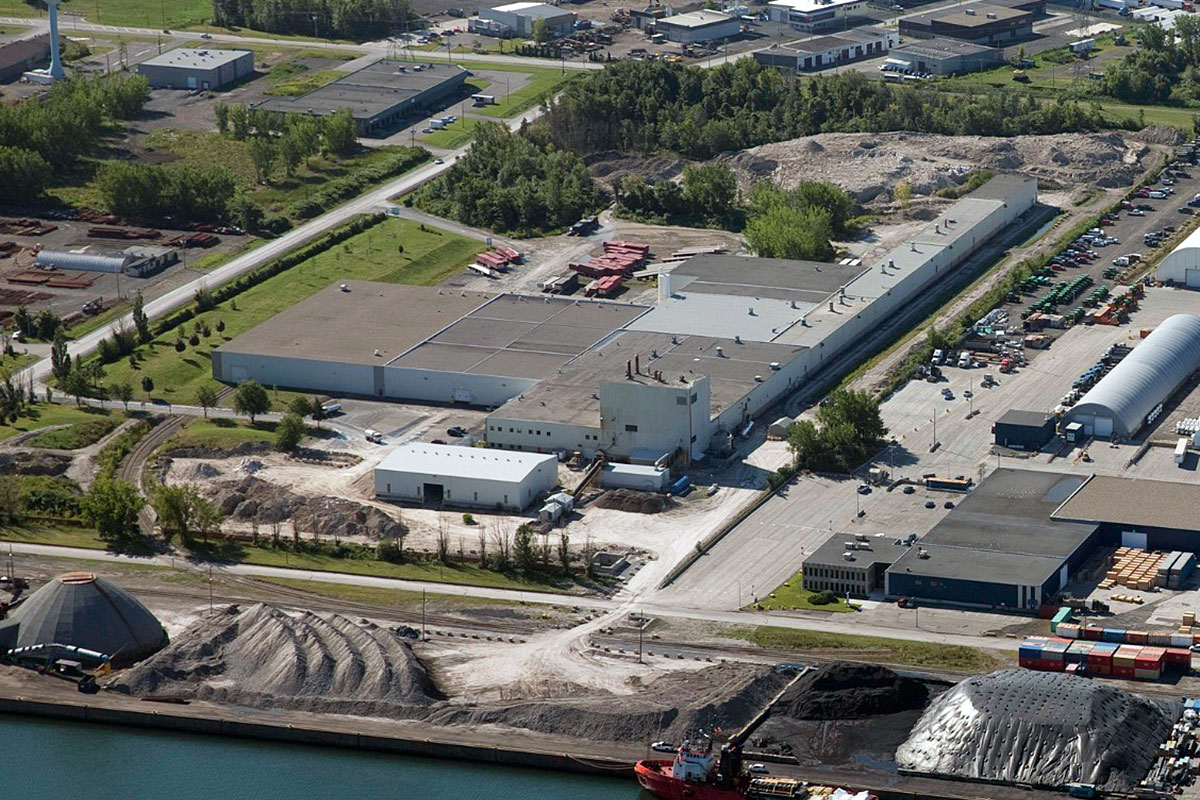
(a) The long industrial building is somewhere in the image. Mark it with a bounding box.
[215,175,1036,467]
[137,48,254,90]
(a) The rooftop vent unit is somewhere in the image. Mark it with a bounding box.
[715,345,725,357]
[754,375,764,382]
[769,361,781,370]
[964,8,975,14]
[918,549,930,559]
[986,11,997,17]
[339,283,350,292]
[735,334,742,344]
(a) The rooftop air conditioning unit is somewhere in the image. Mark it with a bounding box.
[769,362,781,370]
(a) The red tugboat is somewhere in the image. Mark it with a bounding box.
[635,733,875,800]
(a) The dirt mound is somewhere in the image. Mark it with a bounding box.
[115,603,443,716]
[774,663,929,720]
[206,476,405,539]
[428,663,787,744]
[0,451,70,476]
[594,489,675,514]
[723,131,1168,203]
[586,151,687,187]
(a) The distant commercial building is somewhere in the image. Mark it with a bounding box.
[253,60,468,136]
[1053,474,1200,553]
[655,10,742,43]
[136,48,254,90]
[992,409,1056,451]
[753,26,896,71]
[374,443,557,510]
[1061,314,1200,440]
[803,533,899,596]
[884,38,1004,74]
[766,0,866,32]
[0,34,55,83]
[899,3,1038,45]
[472,2,576,38]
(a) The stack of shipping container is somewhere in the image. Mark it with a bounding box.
[1020,632,1192,680]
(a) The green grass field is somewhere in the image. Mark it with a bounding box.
[166,418,277,451]
[0,522,104,550]
[228,545,579,592]
[752,571,857,612]
[727,626,1002,672]
[27,415,120,450]
[93,218,482,407]
[471,63,580,119]
[0,0,211,28]
[422,118,482,149]
[0,405,120,445]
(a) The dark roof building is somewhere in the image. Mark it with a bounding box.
[754,27,897,72]
[885,469,1101,609]
[900,2,1039,45]
[803,533,901,597]
[253,59,469,136]
[0,572,168,666]
[0,34,54,83]
[993,409,1056,451]
[884,38,1004,75]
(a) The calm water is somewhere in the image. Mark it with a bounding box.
[0,715,644,800]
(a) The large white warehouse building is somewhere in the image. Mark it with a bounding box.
[374,444,557,510]
[1061,313,1200,440]
[216,175,1036,470]
[1156,228,1200,288]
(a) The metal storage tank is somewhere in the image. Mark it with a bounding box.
[1062,314,1200,439]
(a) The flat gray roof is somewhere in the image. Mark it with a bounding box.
[493,330,806,427]
[488,1,573,18]
[659,10,738,27]
[219,282,497,366]
[892,38,999,57]
[139,47,251,70]
[888,469,1098,586]
[255,59,467,119]
[671,254,865,302]
[806,533,902,568]
[1053,474,1200,532]
[390,294,649,379]
[774,26,891,55]
[996,409,1053,428]
[905,3,1029,27]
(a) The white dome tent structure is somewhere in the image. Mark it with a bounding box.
[0,572,168,666]
[1157,228,1200,287]
[1062,313,1200,440]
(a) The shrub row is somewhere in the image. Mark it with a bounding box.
[286,150,428,220]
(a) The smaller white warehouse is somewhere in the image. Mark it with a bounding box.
[137,48,254,90]
[375,444,558,511]
[656,10,742,43]
[473,2,576,38]
[1156,227,1200,287]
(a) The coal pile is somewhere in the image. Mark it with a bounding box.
[115,603,443,718]
[897,669,1178,791]
[594,489,675,514]
[774,663,929,720]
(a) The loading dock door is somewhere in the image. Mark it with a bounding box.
[1094,416,1114,439]
[1187,269,1200,288]
[423,483,444,505]
[1122,530,1148,550]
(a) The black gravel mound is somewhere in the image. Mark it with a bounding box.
[774,663,929,720]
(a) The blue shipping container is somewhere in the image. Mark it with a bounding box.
[1102,629,1125,643]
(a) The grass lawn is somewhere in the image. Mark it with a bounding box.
[422,118,482,149]
[471,64,579,119]
[727,625,1001,672]
[265,68,344,97]
[66,303,133,341]
[93,217,483,407]
[753,571,857,612]
[0,405,120,445]
[0,0,211,28]
[27,415,121,450]
[222,545,581,592]
[0,522,105,550]
[255,575,518,610]
[166,417,277,451]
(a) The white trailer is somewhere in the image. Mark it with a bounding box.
[469,263,497,278]
[1177,436,1189,464]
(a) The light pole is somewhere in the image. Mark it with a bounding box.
[638,612,643,663]
[422,588,427,640]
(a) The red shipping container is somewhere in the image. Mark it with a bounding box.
[1165,648,1191,666]
[1082,626,1103,641]
[1113,665,1135,679]
[1127,630,1149,645]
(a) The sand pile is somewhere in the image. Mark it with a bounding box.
[897,669,1177,791]
[593,489,675,514]
[204,476,405,539]
[774,663,929,720]
[429,663,788,744]
[115,603,443,717]
[724,130,1175,203]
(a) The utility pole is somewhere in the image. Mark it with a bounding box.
[932,408,938,451]
[968,377,974,418]
[207,564,213,614]
[422,588,427,640]
[638,611,643,663]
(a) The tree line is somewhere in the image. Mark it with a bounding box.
[0,74,150,198]
[543,60,1111,160]
[1104,20,1200,104]
[414,122,601,236]
[211,0,413,40]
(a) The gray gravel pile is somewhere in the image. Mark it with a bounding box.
[206,477,405,539]
[897,669,1178,791]
[115,603,443,716]
[0,451,70,476]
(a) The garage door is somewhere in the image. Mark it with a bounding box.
[1122,531,1148,550]
[1188,269,1200,288]
[1094,416,1114,439]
